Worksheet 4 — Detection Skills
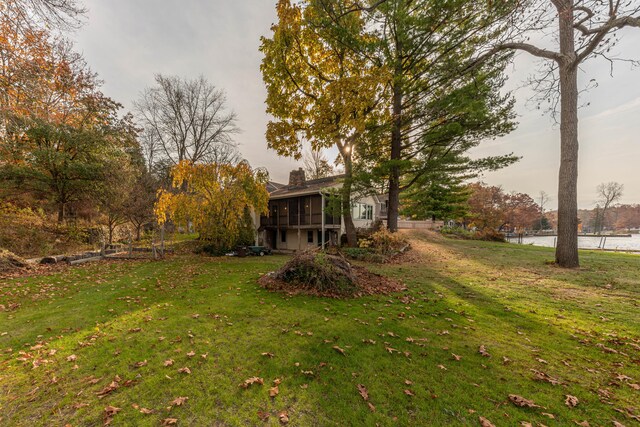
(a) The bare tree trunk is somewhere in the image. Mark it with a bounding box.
[108,222,115,245]
[387,78,403,233]
[57,202,65,224]
[342,156,357,247]
[135,223,142,241]
[555,3,580,268]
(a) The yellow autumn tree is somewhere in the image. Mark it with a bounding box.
[260,0,385,246]
[155,160,269,252]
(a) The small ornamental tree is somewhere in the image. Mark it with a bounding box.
[155,161,269,253]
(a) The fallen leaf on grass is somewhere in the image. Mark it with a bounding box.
[261,352,274,358]
[479,345,491,357]
[170,396,188,406]
[178,367,191,375]
[452,354,462,361]
[278,410,289,424]
[437,364,447,370]
[479,416,495,426]
[240,377,264,388]
[72,402,89,409]
[96,377,121,398]
[103,406,121,425]
[67,354,77,362]
[509,394,540,408]
[357,384,369,401]
[134,360,148,368]
[404,379,413,385]
[257,410,270,421]
[367,402,376,412]
[404,389,415,396]
[162,419,178,426]
[541,412,556,419]
[574,421,590,427]
[629,383,640,390]
[269,386,279,397]
[565,395,579,408]
[531,369,564,385]
[164,359,174,367]
[139,407,153,414]
[333,346,346,355]
[186,351,195,358]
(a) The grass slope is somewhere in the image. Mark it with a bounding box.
[0,233,639,426]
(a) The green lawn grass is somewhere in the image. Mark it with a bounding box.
[1,233,639,426]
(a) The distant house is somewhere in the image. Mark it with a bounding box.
[257,169,386,251]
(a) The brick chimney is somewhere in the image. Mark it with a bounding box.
[288,168,306,187]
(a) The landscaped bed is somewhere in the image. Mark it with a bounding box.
[1,232,639,426]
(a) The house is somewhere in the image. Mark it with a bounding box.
[257,169,386,251]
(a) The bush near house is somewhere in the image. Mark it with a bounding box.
[343,229,410,263]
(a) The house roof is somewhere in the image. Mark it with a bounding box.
[266,181,286,193]
[268,174,346,199]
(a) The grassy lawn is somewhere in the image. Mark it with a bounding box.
[1,232,639,426]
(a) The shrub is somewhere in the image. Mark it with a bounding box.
[440,226,505,242]
[474,228,506,242]
[359,228,408,255]
[341,247,387,263]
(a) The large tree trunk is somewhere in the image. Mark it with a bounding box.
[342,154,357,247]
[555,2,580,268]
[57,202,65,224]
[387,78,403,233]
[135,223,142,241]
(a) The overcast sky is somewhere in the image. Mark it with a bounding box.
[73,1,640,209]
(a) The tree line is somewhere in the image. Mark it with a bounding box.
[0,0,264,250]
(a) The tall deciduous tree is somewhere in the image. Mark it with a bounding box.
[155,160,269,253]
[260,0,382,246]
[135,75,240,168]
[481,0,640,267]
[124,171,158,241]
[594,181,623,233]
[1,115,131,223]
[1,0,86,32]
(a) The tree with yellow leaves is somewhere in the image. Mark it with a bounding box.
[155,161,269,253]
[260,0,384,247]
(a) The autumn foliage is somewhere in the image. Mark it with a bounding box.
[467,182,541,232]
[155,161,269,252]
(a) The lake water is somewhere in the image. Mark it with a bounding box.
[507,234,640,251]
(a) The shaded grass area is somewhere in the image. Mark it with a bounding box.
[0,233,639,426]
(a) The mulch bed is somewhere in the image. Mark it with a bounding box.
[258,265,406,299]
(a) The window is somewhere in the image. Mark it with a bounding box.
[280,230,287,243]
[307,230,314,243]
[352,203,373,220]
